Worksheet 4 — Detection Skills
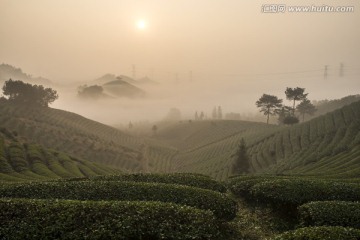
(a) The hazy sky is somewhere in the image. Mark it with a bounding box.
[1,0,359,80]
[1,0,359,123]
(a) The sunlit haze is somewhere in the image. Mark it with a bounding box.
[1,0,359,124]
[136,19,147,30]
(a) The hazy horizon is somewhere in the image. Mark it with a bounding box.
[1,0,359,124]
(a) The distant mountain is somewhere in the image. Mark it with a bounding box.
[94,74,158,86]
[93,74,117,85]
[84,74,146,99]
[103,78,146,98]
[0,63,52,86]
[117,75,138,85]
[94,74,137,85]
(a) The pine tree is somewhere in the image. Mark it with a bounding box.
[256,94,283,124]
[231,138,250,175]
[285,87,308,115]
[296,99,317,122]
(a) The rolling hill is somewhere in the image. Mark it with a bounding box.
[0,127,117,182]
[246,100,360,178]
[1,96,359,181]
[0,102,144,172]
[152,120,280,179]
[149,100,360,180]
[0,63,52,86]
[103,78,146,98]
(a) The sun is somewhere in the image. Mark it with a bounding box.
[136,19,147,30]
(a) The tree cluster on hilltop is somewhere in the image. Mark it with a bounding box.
[77,85,108,99]
[256,87,317,125]
[1,79,58,107]
[212,106,223,120]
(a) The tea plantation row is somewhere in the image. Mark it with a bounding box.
[0,173,237,239]
[228,175,360,239]
[0,198,229,240]
[0,180,236,220]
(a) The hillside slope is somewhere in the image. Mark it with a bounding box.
[0,128,117,182]
[247,100,360,177]
[152,101,360,180]
[0,102,144,172]
[153,120,280,180]
[0,63,52,86]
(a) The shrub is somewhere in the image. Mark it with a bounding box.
[283,116,299,125]
[228,177,275,198]
[0,198,229,239]
[272,226,360,240]
[299,201,360,229]
[251,179,360,211]
[91,173,227,193]
[227,175,288,198]
[0,181,237,220]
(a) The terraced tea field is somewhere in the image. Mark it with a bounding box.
[146,100,360,180]
[153,120,280,180]
[1,99,360,239]
[247,100,360,177]
[1,99,360,181]
[0,128,117,182]
[0,102,143,172]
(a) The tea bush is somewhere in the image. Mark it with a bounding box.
[0,180,237,220]
[0,198,229,239]
[251,179,360,210]
[90,173,227,193]
[299,201,360,229]
[272,226,360,240]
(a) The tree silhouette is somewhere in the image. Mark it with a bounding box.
[200,111,204,120]
[2,79,58,107]
[212,107,217,119]
[78,85,104,99]
[285,87,308,115]
[297,99,317,122]
[231,138,250,175]
[276,106,293,125]
[217,106,222,120]
[283,115,299,125]
[256,94,283,124]
[152,125,158,136]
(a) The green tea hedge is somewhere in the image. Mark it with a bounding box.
[91,173,227,193]
[272,226,360,240]
[0,181,236,220]
[0,198,228,240]
[227,176,280,198]
[299,201,360,229]
[251,179,360,209]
